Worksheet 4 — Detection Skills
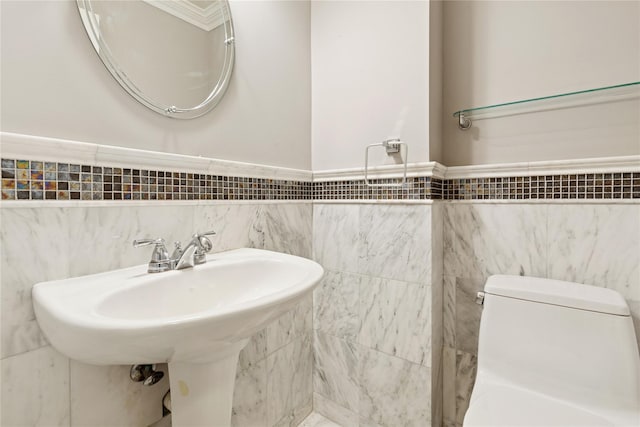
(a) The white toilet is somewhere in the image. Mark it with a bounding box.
[464,275,640,426]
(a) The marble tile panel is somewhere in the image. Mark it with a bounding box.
[238,328,268,372]
[312,204,360,273]
[67,205,196,278]
[442,205,456,279]
[359,205,431,284]
[67,206,163,277]
[266,308,297,357]
[259,203,312,258]
[358,417,383,427]
[547,204,640,301]
[313,331,359,412]
[443,275,456,348]
[358,277,431,366]
[266,294,312,355]
[66,207,128,277]
[194,203,262,252]
[442,346,456,425]
[0,207,71,285]
[296,295,313,338]
[455,277,485,355]
[231,359,268,427]
[266,342,295,426]
[313,392,359,427]
[313,270,360,341]
[292,334,313,414]
[455,350,477,425]
[432,203,445,387]
[273,396,312,427]
[431,202,444,286]
[431,280,443,392]
[358,346,431,427]
[65,204,269,279]
[3,318,50,364]
[117,205,196,271]
[432,344,443,427]
[1,207,71,358]
[1,346,70,426]
[70,361,168,427]
[266,334,313,426]
[444,204,547,280]
[299,412,342,427]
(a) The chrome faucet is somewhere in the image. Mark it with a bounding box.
[133,231,216,273]
[171,231,217,270]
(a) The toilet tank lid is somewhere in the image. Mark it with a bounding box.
[485,275,630,316]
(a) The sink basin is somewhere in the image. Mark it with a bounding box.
[33,248,324,426]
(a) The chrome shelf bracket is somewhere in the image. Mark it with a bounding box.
[458,113,472,130]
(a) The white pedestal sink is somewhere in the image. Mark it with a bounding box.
[33,248,324,427]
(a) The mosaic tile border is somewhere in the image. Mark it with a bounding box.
[313,177,442,200]
[2,157,638,201]
[314,173,639,200]
[442,173,640,200]
[1,159,311,201]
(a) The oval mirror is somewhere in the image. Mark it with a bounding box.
[77,0,235,119]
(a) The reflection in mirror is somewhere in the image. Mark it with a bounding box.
[77,0,234,119]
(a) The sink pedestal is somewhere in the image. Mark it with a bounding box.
[168,340,248,427]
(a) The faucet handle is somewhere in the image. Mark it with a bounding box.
[193,231,216,250]
[192,231,216,264]
[196,231,217,238]
[133,238,171,273]
[133,238,165,248]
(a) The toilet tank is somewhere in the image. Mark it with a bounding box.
[477,275,640,408]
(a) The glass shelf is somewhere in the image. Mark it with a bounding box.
[453,81,640,130]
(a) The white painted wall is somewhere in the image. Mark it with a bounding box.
[311,0,429,171]
[442,0,640,166]
[5,0,635,170]
[0,0,311,170]
[429,0,443,163]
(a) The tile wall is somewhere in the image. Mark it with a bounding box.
[0,202,313,427]
[2,149,638,427]
[311,203,443,427]
[442,202,640,427]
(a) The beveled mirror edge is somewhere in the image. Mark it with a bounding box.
[76,0,235,120]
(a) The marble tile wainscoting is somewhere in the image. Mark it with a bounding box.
[442,201,640,427]
[312,202,444,427]
[1,202,313,427]
[0,133,316,426]
[3,133,639,427]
